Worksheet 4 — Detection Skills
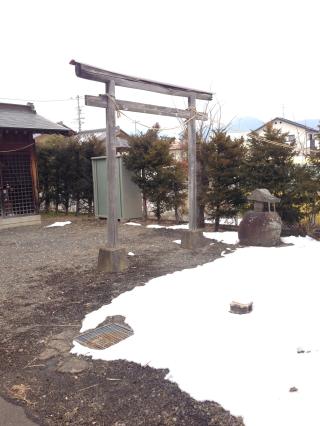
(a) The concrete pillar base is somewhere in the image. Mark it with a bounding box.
[97,247,128,273]
[180,229,209,250]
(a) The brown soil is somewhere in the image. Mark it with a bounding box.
[0,216,244,426]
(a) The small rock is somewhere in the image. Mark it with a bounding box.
[57,358,89,374]
[38,348,58,361]
[48,340,71,353]
[289,387,298,392]
[51,330,76,342]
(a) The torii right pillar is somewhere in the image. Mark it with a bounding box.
[181,95,209,249]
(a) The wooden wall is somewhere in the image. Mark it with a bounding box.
[0,130,34,151]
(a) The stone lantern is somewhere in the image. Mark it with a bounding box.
[238,189,282,246]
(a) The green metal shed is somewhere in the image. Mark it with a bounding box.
[92,155,142,220]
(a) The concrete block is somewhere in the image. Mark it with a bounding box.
[180,229,209,250]
[230,301,253,314]
[97,247,128,273]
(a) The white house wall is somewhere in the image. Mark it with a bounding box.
[256,119,318,155]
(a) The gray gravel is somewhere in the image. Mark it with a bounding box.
[0,217,106,301]
[0,216,244,426]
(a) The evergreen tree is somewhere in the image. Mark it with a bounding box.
[196,131,211,228]
[124,127,159,219]
[37,134,104,214]
[146,165,173,221]
[167,161,187,223]
[304,149,320,223]
[205,131,246,231]
[292,164,320,224]
[78,136,104,214]
[37,135,67,213]
[245,124,300,223]
[37,137,56,212]
[124,126,186,221]
[59,138,80,214]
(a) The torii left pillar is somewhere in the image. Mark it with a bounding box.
[97,80,127,272]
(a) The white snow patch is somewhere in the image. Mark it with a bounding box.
[282,235,318,247]
[147,224,189,230]
[72,235,320,426]
[125,222,142,226]
[128,252,135,256]
[203,231,239,245]
[46,221,72,228]
[205,217,242,225]
[166,224,189,230]
[173,240,181,244]
[204,219,214,224]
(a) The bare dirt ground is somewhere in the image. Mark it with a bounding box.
[0,216,244,426]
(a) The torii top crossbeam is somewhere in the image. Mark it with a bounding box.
[70,60,213,101]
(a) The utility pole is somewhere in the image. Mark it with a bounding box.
[76,95,84,132]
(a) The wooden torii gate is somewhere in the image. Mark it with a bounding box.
[70,60,213,272]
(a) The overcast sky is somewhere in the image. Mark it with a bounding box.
[1,0,319,135]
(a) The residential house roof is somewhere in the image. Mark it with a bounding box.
[254,117,318,133]
[79,127,130,138]
[78,127,130,149]
[0,102,70,134]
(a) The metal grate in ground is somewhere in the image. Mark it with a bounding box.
[75,323,133,350]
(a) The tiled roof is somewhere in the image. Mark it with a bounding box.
[0,102,70,133]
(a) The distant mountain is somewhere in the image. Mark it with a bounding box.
[228,116,263,132]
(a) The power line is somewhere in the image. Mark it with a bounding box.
[0,96,83,103]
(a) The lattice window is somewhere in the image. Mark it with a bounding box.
[0,152,36,217]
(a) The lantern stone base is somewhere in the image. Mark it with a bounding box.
[181,229,209,250]
[97,247,128,273]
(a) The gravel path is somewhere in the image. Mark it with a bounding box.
[0,216,244,426]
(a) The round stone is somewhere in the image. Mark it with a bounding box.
[38,348,58,361]
[238,211,282,247]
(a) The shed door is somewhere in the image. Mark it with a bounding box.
[0,152,36,217]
